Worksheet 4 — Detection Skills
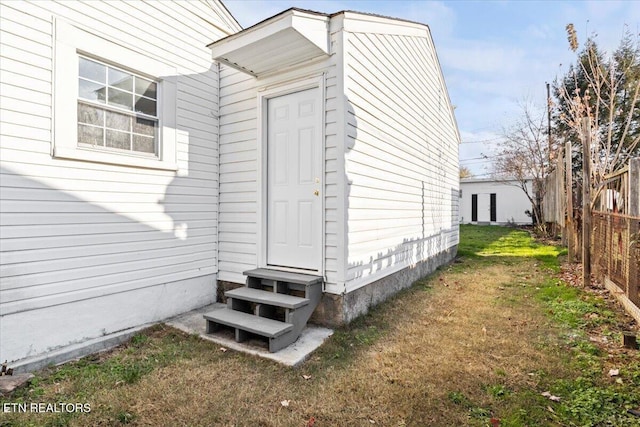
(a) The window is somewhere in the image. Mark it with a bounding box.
[54,19,177,170]
[77,57,158,156]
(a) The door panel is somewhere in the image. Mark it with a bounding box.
[267,88,321,270]
[478,193,491,222]
[471,194,478,222]
[490,193,497,222]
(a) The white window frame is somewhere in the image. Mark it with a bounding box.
[53,19,177,170]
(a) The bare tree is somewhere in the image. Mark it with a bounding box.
[555,24,640,207]
[492,101,549,225]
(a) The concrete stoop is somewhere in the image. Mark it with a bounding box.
[202,269,324,353]
[167,303,333,367]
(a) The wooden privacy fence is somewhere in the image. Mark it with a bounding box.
[592,211,640,317]
[545,156,639,321]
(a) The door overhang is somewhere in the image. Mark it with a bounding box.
[207,8,330,77]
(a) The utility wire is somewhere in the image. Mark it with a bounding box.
[459,137,503,144]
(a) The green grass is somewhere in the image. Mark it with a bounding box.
[458,224,567,270]
[458,225,640,426]
[1,225,638,426]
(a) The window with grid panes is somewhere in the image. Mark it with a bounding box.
[77,56,158,156]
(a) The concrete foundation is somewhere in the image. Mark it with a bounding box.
[216,246,457,327]
[313,246,458,326]
[216,280,244,303]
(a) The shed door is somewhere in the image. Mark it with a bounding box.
[471,194,478,222]
[490,193,497,222]
[478,194,491,222]
[267,88,322,270]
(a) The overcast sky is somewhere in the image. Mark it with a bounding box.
[223,0,640,176]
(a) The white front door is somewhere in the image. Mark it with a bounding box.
[266,88,322,270]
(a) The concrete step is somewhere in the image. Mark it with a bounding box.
[205,268,324,352]
[204,309,292,338]
[243,268,323,286]
[226,287,309,309]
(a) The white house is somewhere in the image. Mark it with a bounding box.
[459,178,533,225]
[0,1,460,364]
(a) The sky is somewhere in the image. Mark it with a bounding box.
[223,0,640,177]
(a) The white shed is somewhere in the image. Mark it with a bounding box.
[459,178,533,225]
[1,2,460,363]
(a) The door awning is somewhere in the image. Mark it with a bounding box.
[208,8,330,77]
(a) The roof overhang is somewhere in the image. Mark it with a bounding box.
[208,9,330,77]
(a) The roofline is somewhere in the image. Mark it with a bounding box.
[207,6,460,142]
[207,7,328,48]
[213,0,243,32]
[209,7,435,48]
[331,10,429,30]
[460,177,534,184]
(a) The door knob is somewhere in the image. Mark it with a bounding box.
[314,190,319,196]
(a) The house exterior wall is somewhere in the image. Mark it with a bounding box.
[341,13,460,294]
[459,179,533,225]
[216,11,460,319]
[216,21,343,290]
[0,0,239,363]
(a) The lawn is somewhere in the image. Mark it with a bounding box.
[2,225,639,426]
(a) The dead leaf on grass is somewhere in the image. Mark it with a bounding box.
[628,408,640,417]
[608,368,619,377]
[219,347,227,353]
[541,391,561,402]
[280,400,290,407]
[306,416,316,426]
[302,375,312,380]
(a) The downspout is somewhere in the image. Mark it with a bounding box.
[215,60,221,277]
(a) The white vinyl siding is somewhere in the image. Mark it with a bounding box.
[0,0,239,362]
[215,14,458,294]
[217,36,340,288]
[217,66,258,284]
[342,19,460,290]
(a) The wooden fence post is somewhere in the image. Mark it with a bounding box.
[582,117,591,287]
[629,218,639,305]
[631,158,639,217]
[566,141,574,262]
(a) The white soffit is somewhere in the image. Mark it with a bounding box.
[209,9,330,77]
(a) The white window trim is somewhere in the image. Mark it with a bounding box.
[53,19,177,170]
